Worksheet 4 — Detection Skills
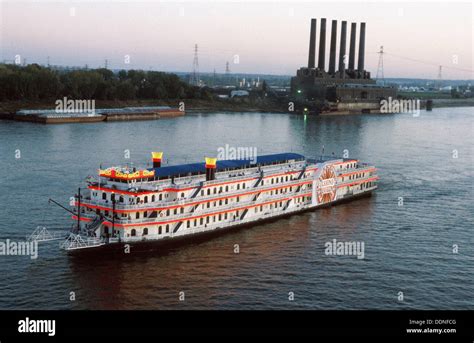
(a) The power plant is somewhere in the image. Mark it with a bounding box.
[291,18,396,113]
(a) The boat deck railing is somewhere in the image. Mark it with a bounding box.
[120,200,311,243]
[105,184,311,224]
[60,233,105,251]
[103,161,312,193]
[80,174,314,211]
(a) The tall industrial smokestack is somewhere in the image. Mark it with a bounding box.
[328,20,337,75]
[349,22,356,70]
[317,18,326,70]
[358,22,366,72]
[308,18,317,68]
[338,21,347,76]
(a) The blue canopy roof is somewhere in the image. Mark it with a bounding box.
[150,153,305,179]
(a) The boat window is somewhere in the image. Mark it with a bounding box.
[159,226,162,234]
[166,225,169,233]
[152,195,155,202]
[143,228,148,235]
[102,193,107,200]
[144,196,148,203]
[131,229,136,236]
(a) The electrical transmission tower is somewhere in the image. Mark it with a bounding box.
[225,61,230,74]
[376,46,385,85]
[190,44,200,86]
[437,65,443,89]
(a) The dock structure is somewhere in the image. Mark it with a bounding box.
[13,106,184,124]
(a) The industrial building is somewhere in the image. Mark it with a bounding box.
[291,18,396,108]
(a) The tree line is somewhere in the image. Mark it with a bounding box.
[0,63,212,101]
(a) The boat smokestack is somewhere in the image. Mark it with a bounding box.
[152,152,163,168]
[349,22,356,70]
[317,18,326,70]
[328,20,337,75]
[308,18,317,68]
[338,21,347,76]
[358,22,366,72]
[205,157,217,181]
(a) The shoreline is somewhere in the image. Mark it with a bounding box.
[0,98,472,122]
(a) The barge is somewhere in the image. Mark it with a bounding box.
[14,106,183,124]
[57,152,378,252]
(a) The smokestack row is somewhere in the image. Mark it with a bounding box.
[307,18,366,75]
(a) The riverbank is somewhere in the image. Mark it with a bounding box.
[0,97,472,122]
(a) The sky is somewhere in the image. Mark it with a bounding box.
[1,0,472,79]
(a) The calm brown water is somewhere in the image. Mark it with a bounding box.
[0,107,472,309]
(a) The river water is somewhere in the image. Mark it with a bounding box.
[0,107,472,309]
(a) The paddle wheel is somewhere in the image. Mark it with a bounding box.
[316,164,337,204]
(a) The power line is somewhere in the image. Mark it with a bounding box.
[383,51,474,73]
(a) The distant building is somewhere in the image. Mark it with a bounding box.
[230,90,250,98]
[291,18,396,102]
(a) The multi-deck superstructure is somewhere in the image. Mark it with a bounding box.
[61,152,378,251]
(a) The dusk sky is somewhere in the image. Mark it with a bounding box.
[1,0,472,79]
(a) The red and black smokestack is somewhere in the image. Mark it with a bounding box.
[205,158,217,181]
[151,152,163,168]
